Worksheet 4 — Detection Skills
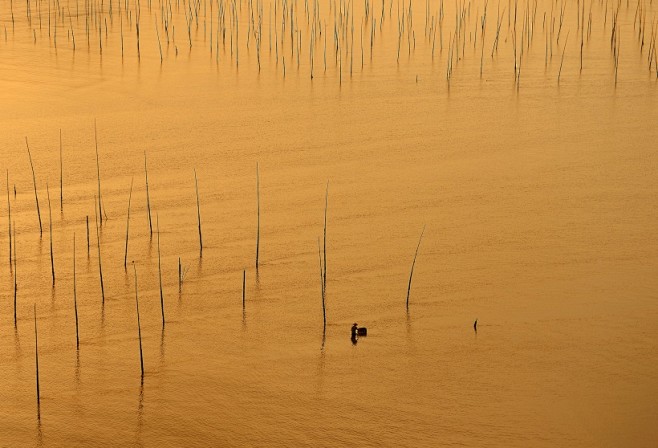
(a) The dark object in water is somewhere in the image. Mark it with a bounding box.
[351,323,367,338]
[473,319,478,332]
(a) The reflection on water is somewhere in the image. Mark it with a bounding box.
[75,350,81,386]
[159,327,166,365]
[36,418,43,448]
[136,378,145,447]
[0,0,657,446]
[13,326,22,359]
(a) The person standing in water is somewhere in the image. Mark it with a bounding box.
[351,323,358,345]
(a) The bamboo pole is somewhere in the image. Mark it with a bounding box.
[156,17,163,62]
[157,215,165,328]
[7,170,11,269]
[194,169,202,256]
[47,184,55,286]
[256,163,260,270]
[34,304,40,419]
[124,177,134,271]
[318,237,326,328]
[406,225,426,310]
[94,120,105,224]
[558,31,569,84]
[323,182,328,293]
[144,152,153,236]
[242,269,246,309]
[73,233,79,349]
[133,262,144,377]
[13,223,17,327]
[95,196,105,304]
[59,129,63,212]
[25,137,43,237]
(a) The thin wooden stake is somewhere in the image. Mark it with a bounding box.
[47,184,55,286]
[156,17,163,62]
[323,182,328,293]
[34,304,40,418]
[558,31,569,84]
[73,233,79,349]
[242,269,246,309]
[59,129,63,212]
[318,237,326,328]
[157,215,165,327]
[256,163,260,270]
[133,262,144,377]
[95,196,105,304]
[86,216,90,257]
[194,169,203,256]
[7,170,11,269]
[25,137,43,237]
[406,225,426,310]
[145,152,153,237]
[124,177,134,271]
[13,223,17,327]
[94,121,105,224]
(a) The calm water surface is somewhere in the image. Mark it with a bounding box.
[0,0,657,446]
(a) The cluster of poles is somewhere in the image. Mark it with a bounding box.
[12,122,427,421]
[2,0,657,85]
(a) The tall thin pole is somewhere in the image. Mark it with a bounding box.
[157,215,165,327]
[34,304,41,418]
[178,257,182,293]
[73,233,79,349]
[47,184,55,286]
[323,182,328,293]
[7,170,11,268]
[318,237,326,329]
[134,262,144,377]
[194,169,202,256]
[13,223,17,327]
[406,225,426,310]
[25,137,42,237]
[94,120,104,224]
[124,177,134,271]
[59,129,63,212]
[145,152,153,237]
[256,163,260,270]
[95,196,105,304]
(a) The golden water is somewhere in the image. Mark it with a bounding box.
[0,0,657,446]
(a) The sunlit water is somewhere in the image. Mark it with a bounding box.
[0,0,657,446]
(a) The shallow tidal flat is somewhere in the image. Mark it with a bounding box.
[0,0,657,446]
